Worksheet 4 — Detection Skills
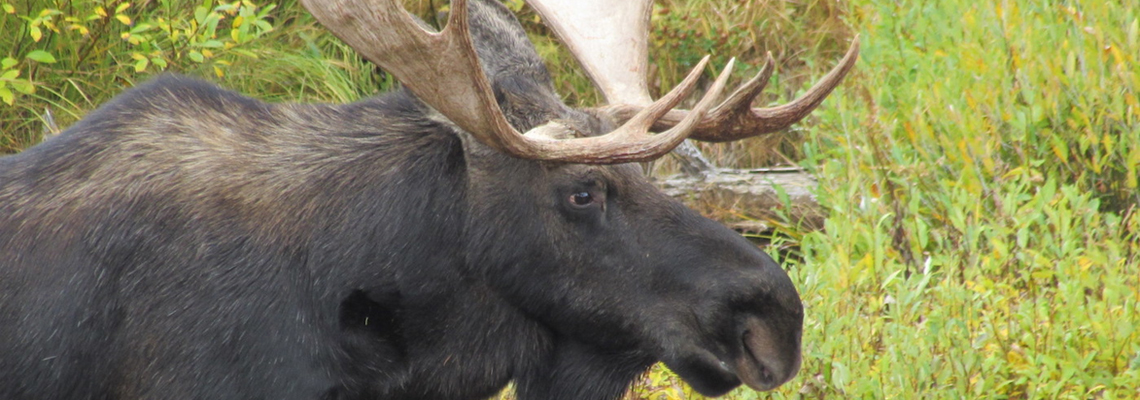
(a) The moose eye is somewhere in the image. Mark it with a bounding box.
[569,191,594,207]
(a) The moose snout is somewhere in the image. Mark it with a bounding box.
[720,250,804,391]
[733,315,802,391]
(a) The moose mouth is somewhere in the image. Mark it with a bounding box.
[732,318,801,392]
[660,316,802,396]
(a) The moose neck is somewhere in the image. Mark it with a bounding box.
[317,92,566,399]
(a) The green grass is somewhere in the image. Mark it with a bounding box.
[633,0,1139,398]
[2,0,1138,399]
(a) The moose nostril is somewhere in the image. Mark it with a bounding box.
[741,331,774,383]
[760,364,773,383]
[735,319,800,391]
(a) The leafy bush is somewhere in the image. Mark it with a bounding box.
[0,0,386,152]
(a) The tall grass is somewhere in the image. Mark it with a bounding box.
[2,0,1137,399]
[785,0,1138,398]
[641,0,1139,398]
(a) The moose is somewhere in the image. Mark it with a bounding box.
[0,0,857,398]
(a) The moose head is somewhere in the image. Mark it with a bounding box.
[300,0,856,396]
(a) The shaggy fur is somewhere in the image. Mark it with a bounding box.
[0,1,803,399]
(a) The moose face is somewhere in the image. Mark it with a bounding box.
[462,146,802,395]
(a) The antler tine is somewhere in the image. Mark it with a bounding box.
[707,53,777,129]
[303,0,729,164]
[605,37,861,142]
[527,57,736,164]
[690,37,861,142]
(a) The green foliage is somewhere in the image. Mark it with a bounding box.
[626,0,1140,399]
[764,0,1138,398]
[0,0,385,152]
[2,0,1138,399]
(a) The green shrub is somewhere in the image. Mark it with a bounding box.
[0,0,386,152]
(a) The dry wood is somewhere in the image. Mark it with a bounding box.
[656,168,825,234]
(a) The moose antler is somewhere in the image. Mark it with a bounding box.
[301,0,731,164]
[525,0,655,106]
[527,0,859,141]
[609,41,861,142]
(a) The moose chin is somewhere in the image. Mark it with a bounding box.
[0,0,857,398]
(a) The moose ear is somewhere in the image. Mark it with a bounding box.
[462,0,548,80]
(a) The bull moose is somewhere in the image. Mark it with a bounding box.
[0,0,858,398]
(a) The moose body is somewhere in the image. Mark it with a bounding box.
[1,0,857,399]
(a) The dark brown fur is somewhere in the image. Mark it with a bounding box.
[0,1,803,399]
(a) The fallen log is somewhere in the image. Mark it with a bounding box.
[655,167,825,234]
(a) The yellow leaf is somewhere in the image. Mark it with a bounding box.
[115,14,130,25]
[213,65,224,78]
[1052,143,1068,162]
[133,57,148,72]
[232,15,244,28]
[990,237,1006,258]
[1078,257,1093,271]
[95,6,107,17]
[1002,166,1023,180]
[957,139,973,164]
[856,252,874,271]
[1006,350,1026,366]
[30,26,42,42]
[0,87,13,105]
[1111,46,1124,67]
